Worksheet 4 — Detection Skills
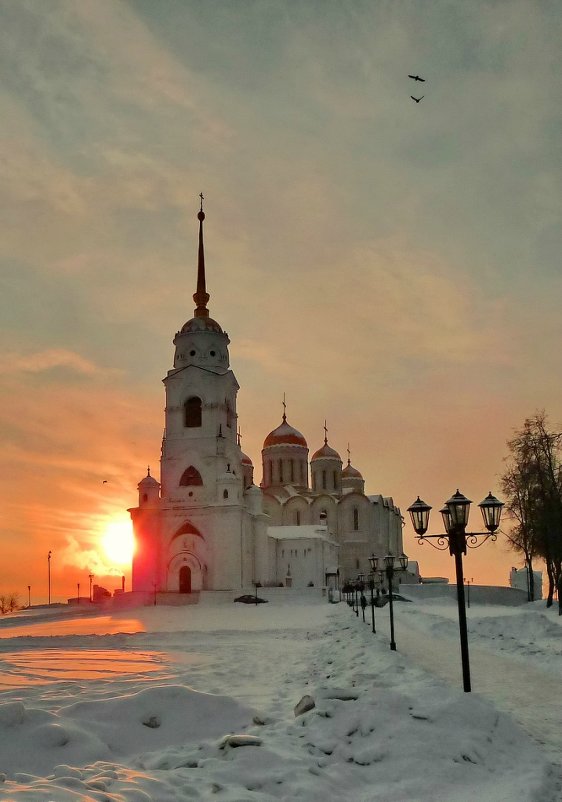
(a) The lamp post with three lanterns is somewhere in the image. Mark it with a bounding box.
[369,553,408,651]
[408,490,503,692]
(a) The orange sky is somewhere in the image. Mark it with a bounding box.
[1,1,561,601]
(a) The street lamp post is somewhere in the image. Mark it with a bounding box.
[88,573,94,603]
[77,583,80,602]
[357,574,365,621]
[369,553,408,651]
[47,551,52,606]
[408,490,503,692]
[27,585,31,608]
[368,573,376,634]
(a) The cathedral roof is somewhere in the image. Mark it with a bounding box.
[342,461,363,479]
[263,418,308,449]
[311,442,342,461]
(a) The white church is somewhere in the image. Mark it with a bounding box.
[129,203,403,600]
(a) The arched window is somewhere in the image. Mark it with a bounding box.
[279,459,283,483]
[179,465,203,486]
[290,459,294,483]
[333,471,337,489]
[223,489,229,499]
[269,461,273,484]
[295,510,301,525]
[312,472,316,491]
[301,462,306,485]
[322,470,326,490]
[142,493,148,503]
[184,396,202,427]
[353,507,359,531]
[226,399,233,429]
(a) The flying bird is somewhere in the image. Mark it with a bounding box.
[410,95,424,103]
[408,74,425,82]
[102,480,108,483]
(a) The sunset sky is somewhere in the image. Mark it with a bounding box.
[1,0,561,601]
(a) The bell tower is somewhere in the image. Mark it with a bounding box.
[160,197,240,495]
[131,198,260,597]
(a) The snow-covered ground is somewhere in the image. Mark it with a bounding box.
[0,593,559,801]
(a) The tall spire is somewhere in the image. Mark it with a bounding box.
[193,193,210,318]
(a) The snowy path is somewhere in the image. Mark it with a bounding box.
[0,600,558,801]
[374,604,562,792]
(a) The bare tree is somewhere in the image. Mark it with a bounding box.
[502,412,562,609]
[500,464,538,600]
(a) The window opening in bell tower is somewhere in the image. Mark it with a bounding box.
[184,396,202,427]
[180,466,203,486]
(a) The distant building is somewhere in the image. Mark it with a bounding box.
[129,204,403,599]
[509,566,542,600]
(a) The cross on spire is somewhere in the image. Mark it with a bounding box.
[147,465,151,476]
[347,443,351,465]
[237,426,242,447]
[324,419,328,445]
[199,192,204,212]
[282,393,287,422]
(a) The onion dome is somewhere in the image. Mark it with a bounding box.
[179,316,223,334]
[263,418,308,449]
[241,452,253,467]
[138,466,160,487]
[342,461,363,479]
[311,442,341,461]
[311,422,341,461]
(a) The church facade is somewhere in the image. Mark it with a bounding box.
[129,205,403,598]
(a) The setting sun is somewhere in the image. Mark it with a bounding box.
[101,518,135,566]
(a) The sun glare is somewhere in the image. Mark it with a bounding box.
[101,518,135,566]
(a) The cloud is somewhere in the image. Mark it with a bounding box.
[0,348,101,376]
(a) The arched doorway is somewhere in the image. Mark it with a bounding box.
[179,565,192,594]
